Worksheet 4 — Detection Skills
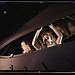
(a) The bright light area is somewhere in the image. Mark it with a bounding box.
[4,10,6,14]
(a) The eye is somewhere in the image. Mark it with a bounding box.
[43,37,45,39]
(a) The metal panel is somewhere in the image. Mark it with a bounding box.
[0,40,75,71]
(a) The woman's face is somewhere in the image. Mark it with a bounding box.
[42,34,52,45]
[21,42,29,51]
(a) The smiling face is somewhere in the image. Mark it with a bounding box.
[41,32,53,46]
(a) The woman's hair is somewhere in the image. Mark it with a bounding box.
[21,40,28,45]
[41,31,50,37]
[40,30,52,39]
[21,39,31,49]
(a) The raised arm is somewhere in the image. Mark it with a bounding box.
[48,24,63,44]
[32,27,43,50]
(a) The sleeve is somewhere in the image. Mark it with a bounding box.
[29,50,33,52]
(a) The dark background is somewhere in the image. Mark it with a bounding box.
[0,2,50,55]
[0,1,75,56]
[0,2,49,41]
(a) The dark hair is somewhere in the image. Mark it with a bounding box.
[39,26,52,37]
[40,30,51,39]
[21,39,31,49]
[21,40,28,45]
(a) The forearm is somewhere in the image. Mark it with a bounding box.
[32,30,41,45]
[32,28,42,50]
[49,24,61,37]
[49,24,63,44]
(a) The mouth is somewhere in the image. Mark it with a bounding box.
[45,40,50,44]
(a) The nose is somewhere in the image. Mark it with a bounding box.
[45,37,47,40]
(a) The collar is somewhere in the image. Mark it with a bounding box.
[23,48,31,53]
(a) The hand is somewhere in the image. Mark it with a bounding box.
[40,27,43,31]
[37,27,43,32]
[9,54,14,58]
[48,23,53,27]
[48,24,54,29]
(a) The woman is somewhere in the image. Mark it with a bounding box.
[9,40,33,57]
[32,24,63,50]
[21,40,33,54]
